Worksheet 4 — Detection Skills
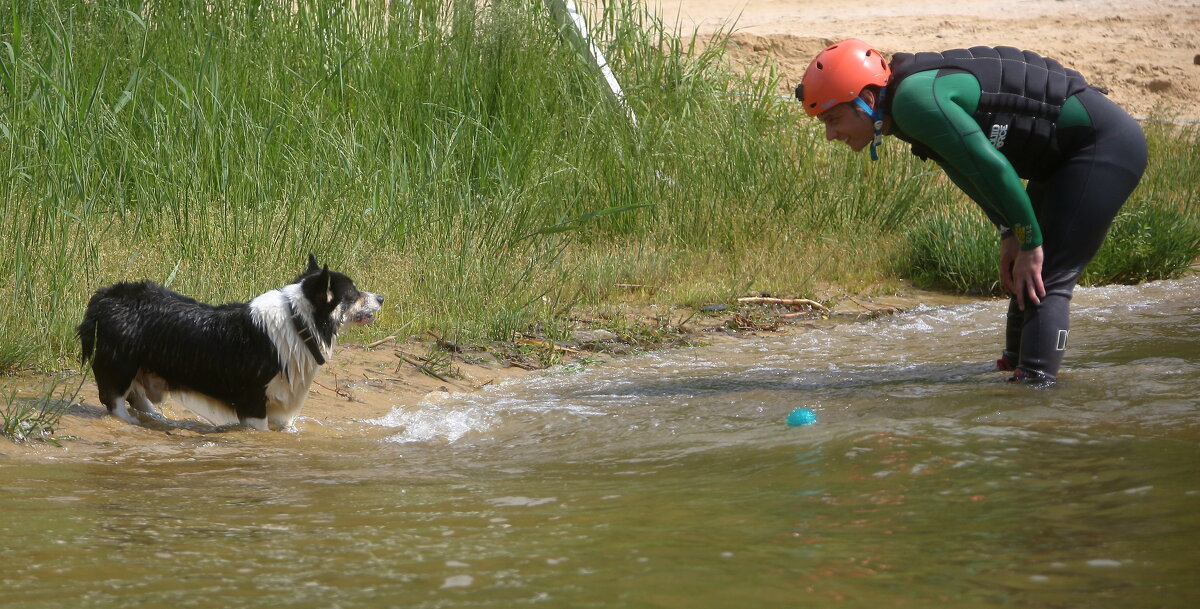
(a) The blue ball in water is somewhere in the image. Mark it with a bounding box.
[786,408,818,426]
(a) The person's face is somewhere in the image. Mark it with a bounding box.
[819,102,874,152]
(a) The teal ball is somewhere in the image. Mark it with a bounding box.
[786,408,818,426]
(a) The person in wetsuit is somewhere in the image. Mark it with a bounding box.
[795,39,1147,383]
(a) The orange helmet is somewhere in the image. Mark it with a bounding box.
[797,39,891,117]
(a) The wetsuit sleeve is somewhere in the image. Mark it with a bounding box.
[939,163,1014,237]
[891,70,1042,248]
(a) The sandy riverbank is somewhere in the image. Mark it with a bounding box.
[650,0,1200,121]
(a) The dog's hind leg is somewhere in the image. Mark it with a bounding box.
[242,417,270,431]
[105,397,140,425]
[126,387,158,418]
[128,370,167,418]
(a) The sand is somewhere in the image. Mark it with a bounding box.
[650,0,1200,121]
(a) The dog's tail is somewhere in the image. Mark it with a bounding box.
[77,287,110,366]
[77,284,119,366]
[77,314,97,366]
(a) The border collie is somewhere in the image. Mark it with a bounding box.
[77,254,383,431]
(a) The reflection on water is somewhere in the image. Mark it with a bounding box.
[3,277,1198,608]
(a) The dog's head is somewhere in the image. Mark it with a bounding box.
[296,254,383,329]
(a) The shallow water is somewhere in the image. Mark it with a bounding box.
[3,277,1199,608]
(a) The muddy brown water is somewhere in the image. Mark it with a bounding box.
[2,276,1198,608]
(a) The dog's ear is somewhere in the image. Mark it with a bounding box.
[301,264,336,306]
[306,253,320,274]
[321,264,333,304]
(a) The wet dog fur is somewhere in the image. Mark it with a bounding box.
[77,255,383,431]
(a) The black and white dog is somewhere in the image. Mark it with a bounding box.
[77,255,383,431]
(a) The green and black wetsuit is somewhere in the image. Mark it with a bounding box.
[883,46,1147,380]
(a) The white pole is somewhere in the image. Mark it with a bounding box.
[544,0,638,125]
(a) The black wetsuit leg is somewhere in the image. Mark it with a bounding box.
[1004,89,1148,379]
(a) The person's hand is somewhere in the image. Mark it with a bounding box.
[1007,245,1045,310]
[999,236,1019,296]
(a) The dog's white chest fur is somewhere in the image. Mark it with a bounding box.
[249,285,331,430]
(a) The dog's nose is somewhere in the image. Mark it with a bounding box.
[375,294,384,305]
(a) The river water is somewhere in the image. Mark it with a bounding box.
[3,277,1198,608]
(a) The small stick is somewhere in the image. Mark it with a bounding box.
[736,296,829,312]
[516,338,585,354]
[313,380,352,400]
[395,352,450,382]
[366,335,396,349]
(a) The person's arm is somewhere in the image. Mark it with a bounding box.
[890,70,1041,250]
[891,70,1046,307]
[938,161,1014,237]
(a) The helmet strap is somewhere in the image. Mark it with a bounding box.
[853,86,888,161]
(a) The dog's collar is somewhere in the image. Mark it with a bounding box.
[286,297,326,366]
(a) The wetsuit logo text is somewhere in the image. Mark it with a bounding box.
[989,123,1009,149]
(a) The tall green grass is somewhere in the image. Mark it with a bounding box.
[1,1,1196,373]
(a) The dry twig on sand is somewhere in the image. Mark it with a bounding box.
[394,351,451,382]
[736,296,829,313]
[366,335,396,349]
[516,338,585,354]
